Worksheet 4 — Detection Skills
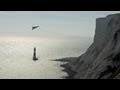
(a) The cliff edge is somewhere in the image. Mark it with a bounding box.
[65,13,120,79]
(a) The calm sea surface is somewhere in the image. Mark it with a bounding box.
[0,36,93,79]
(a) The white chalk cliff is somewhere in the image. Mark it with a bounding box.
[68,13,120,79]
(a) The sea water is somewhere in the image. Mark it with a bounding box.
[0,36,93,79]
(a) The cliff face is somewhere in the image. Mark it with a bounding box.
[68,13,120,79]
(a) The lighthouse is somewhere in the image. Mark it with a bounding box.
[33,47,38,61]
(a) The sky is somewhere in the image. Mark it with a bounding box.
[0,11,120,38]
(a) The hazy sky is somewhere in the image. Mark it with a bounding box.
[0,11,120,38]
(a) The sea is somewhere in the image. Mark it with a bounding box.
[0,36,93,79]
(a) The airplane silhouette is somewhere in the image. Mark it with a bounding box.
[32,26,39,30]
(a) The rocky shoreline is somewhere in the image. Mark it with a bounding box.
[54,13,120,79]
[53,57,77,79]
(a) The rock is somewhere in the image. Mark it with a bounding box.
[67,13,120,79]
